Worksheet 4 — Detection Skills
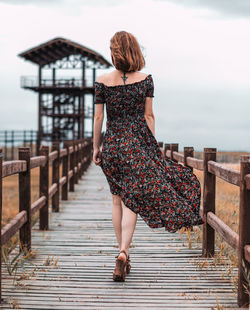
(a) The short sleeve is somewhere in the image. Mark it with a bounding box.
[145,75,154,98]
[94,82,105,104]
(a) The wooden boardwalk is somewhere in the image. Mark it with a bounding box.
[2,162,238,309]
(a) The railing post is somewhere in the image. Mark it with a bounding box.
[0,149,3,303]
[74,141,78,184]
[158,141,163,148]
[52,141,60,212]
[18,147,31,253]
[69,141,75,192]
[82,141,87,173]
[158,141,163,155]
[62,141,69,200]
[87,139,91,168]
[184,147,194,173]
[79,140,83,178]
[164,143,170,159]
[79,140,83,177]
[238,155,250,307]
[77,140,80,181]
[202,148,216,257]
[170,143,178,162]
[39,146,49,230]
[87,140,90,169]
[88,138,93,168]
[184,146,195,232]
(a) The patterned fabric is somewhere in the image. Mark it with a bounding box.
[94,74,204,233]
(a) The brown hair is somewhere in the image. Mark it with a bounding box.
[110,31,145,73]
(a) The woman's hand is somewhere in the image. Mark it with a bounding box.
[93,148,102,166]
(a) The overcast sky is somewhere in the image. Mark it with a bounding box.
[0,0,249,151]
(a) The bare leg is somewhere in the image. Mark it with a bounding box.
[112,194,122,250]
[119,200,137,260]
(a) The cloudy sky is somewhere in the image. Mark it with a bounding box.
[0,0,249,151]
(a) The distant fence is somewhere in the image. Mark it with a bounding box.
[0,137,95,303]
[0,130,37,160]
[0,130,94,161]
[157,142,250,308]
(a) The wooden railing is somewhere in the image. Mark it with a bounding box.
[1,138,249,307]
[158,142,250,308]
[0,137,93,303]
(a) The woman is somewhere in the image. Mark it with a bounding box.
[93,31,204,282]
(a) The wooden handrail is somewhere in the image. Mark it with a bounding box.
[30,155,46,169]
[172,151,184,163]
[207,211,239,250]
[49,150,58,162]
[186,157,203,171]
[2,160,27,177]
[49,183,58,199]
[208,160,240,186]
[1,210,27,245]
[31,196,46,216]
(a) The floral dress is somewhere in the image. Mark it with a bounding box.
[94,74,204,233]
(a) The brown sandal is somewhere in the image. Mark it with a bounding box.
[113,250,128,282]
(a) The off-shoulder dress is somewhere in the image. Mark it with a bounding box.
[94,74,204,233]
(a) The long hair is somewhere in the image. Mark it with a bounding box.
[110,31,145,73]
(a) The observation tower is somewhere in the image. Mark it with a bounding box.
[18,37,111,154]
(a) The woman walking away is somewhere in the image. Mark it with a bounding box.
[93,31,204,282]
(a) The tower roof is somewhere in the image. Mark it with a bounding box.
[18,37,112,67]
